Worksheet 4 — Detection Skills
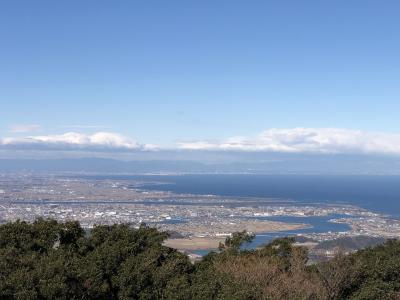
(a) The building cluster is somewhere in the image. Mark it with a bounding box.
[0,174,399,242]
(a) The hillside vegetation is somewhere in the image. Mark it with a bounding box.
[1,219,400,299]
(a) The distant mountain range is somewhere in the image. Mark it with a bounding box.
[1,154,400,174]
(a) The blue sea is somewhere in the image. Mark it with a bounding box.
[95,174,400,217]
[85,174,400,251]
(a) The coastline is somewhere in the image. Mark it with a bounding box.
[163,219,310,250]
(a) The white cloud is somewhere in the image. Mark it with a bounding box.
[9,124,41,133]
[178,128,400,155]
[0,132,151,152]
[3,128,400,156]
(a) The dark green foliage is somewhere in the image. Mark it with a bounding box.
[337,239,400,299]
[1,219,400,299]
[0,219,193,299]
[218,230,255,252]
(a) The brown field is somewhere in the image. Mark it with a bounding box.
[164,237,225,250]
[164,219,310,250]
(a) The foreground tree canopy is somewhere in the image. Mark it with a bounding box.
[1,219,400,299]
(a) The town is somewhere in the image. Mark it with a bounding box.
[1,174,399,247]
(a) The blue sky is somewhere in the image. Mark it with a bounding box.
[1,1,400,158]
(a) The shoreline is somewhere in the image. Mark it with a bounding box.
[163,219,310,250]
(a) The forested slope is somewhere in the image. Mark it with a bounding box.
[1,219,399,299]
